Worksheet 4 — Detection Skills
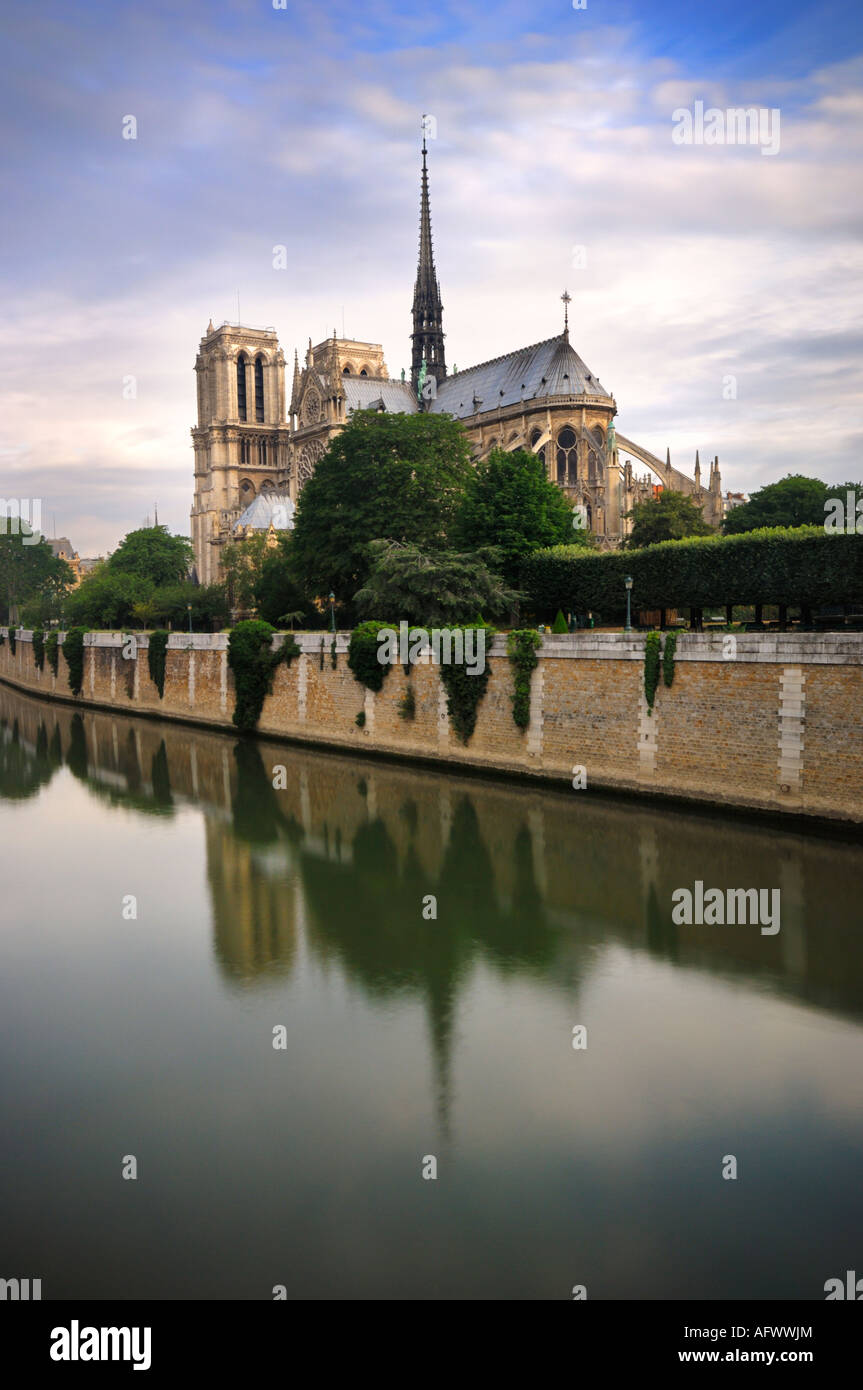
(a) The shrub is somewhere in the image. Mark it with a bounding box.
[63,627,88,697]
[348,620,394,692]
[506,629,543,730]
[147,629,170,698]
[551,610,568,634]
[523,528,863,618]
[32,630,45,671]
[46,631,59,675]
[228,621,296,732]
[355,709,366,728]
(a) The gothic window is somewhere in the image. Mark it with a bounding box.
[258,439,267,467]
[254,356,265,422]
[557,426,578,485]
[240,439,250,466]
[342,366,352,375]
[360,368,368,377]
[240,479,255,502]
[296,440,325,492]
[260,478,274,493]
[237,354,248,422]
[588,450,598,481]
[302,388,321,426]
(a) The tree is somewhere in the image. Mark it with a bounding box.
[625,489,713,548]
[290,411,475,600]
[0,532,73,624]
[454,447,584,586]
[108,526,193,586]
[65,567,153,628]
[353,539,521,626]
[220,535,271,614]
[722,475,830,534]
[254,535,322,628]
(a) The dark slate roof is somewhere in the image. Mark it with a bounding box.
[232,492,295,533]
[430,334,610,420]
[342,377,417,415]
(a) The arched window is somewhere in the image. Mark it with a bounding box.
[240,479,255,502]
[240,439,250,466]
[254,356,265,422]
[360,367,368,377]
[342,365,352,375]
[588,450,598,481]
[530,428,546,467]
[258,439,267,467]
[557,426,578,485]
[237,354,248,422]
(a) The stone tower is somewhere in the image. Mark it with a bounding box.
[410,134,447,399]
[190,321,290,584]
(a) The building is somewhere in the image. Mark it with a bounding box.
[48,538,103,587]
[191,135,723,584]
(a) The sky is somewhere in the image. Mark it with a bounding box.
[1,0,862,555]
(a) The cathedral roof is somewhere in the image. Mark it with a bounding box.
[232,492,294,533]
[430,333,610,420]
[343,376,417,415]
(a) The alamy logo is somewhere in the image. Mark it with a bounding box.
[0,1276,41,1299]
[671,882,780,935]
[50,1321,152,1371]
[377,621,486,675]
[824,491,863,534]
[0,498,42,545]
[824,1270,863,1299]
[672,101,780,156]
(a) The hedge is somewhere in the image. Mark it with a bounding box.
[522,527,863,616]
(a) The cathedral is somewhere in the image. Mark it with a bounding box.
[191,135,723,586]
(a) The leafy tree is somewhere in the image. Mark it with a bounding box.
[722,475,831,534]
[65,567,153,628]
[625,489,713,548]
[220,535,272,614]
[254,535,322,628]
[353,539,521,626]
[454,447,582,585]
[0,532,72,624]
[131,582,229,631]
[107,526,193,586]
[291,411,475,599]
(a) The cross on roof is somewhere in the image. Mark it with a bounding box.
[561,289,571,338]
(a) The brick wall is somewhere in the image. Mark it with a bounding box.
[2,627,862,824]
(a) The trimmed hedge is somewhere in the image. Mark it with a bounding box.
[522,527,863,616]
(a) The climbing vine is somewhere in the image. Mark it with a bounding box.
[228,621,297,732]
[506,629,543,730]
[64,627,88,697]
[662,630,677,688]
[398,683,416,720]
[8,627,16,655]
[644,631,661,714]
[32,630,45,671]
[46,631,59,676]
[348,620,393,693]
[330,634,338,669]
[147,630,169,698]
[438,624,494,744]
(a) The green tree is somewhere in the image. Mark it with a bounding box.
[254,535,321,628]
[65,567,153,628]
[454,447,583,585]
[220,535,272,614]
[107,525,193,586]
[625,489,713,548]
[722,475,830,534]
[0,532,73,624]
[290,411,475,600]
[353,539,521,626]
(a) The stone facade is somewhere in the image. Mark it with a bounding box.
[3,629,861,825]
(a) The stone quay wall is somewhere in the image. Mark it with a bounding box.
[1,627,862,824]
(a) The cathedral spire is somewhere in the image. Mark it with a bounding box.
[411,122,446,398]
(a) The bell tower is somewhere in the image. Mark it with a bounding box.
[190,321,289,584]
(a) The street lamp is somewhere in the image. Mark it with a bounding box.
[624,575,633,633]
[187,603,193,635]
[329,592,336,633]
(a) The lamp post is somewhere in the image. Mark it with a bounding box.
[187,603,193,636]
[624,575,633,633]
[329,592,336,634]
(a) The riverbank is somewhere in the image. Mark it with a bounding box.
[2,627,862,824]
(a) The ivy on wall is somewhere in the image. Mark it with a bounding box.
[228,621,299,732]
[506,629,543,730]
[64,627,88,697]
[8,628,16,655]
[438,624,494,744]
[32,630,45,671]
[398,684,416,720]
[662,630,678,688]
[348,621,393,693]
[147,630,170,698]
[644,631,661,714]
[46,632,59,676]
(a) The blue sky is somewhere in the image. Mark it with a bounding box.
[1,0,861,553]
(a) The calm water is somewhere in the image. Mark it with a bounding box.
[1,681,862,1301]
